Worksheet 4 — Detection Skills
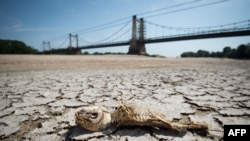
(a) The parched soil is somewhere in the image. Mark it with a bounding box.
[0,55,250,141]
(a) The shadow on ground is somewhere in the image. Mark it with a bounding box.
[62,125,188,140]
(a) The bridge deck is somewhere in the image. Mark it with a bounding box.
[79,29,250,49]
[145,30,250,44]
[42,29,250,53]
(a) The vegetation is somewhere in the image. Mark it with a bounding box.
[81,51,165,58]
[0,39,38,54]
[146,54,166,58]
[81,51,126,55]
[181,43,250,59]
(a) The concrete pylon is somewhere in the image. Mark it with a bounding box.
[68,33,80,54]
[127,15,146,55]
[68,48,81,54]
[69,33,72,49]
[69,33,79,48]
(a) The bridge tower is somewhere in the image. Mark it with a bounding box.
[68,33,81,54]
[43,41,50,51]
[128,15,146,55]
[69,33,79,48]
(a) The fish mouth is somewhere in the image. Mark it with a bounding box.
[76,110,99,120]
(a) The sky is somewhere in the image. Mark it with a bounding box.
[0,0,250,57]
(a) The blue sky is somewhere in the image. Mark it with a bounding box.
[0,0,250,57]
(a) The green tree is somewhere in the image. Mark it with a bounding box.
[0,39,37,54]
[222,46,231,57]
[237,44,250,59]
[196,50,210,57]
[82,51,89,55]
[181,51,195,57]
[228,49,238,58]
[93,52,103,55]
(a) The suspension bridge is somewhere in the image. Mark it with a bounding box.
[41,15,250,55]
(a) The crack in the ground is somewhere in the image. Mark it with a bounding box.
[1,61,250,140]
[1,116,47,141]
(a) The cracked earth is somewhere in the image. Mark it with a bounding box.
[0,55,250,141]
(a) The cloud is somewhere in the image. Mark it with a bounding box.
[2,22,57,33]
[13,27,52,32]
[0,13,56,33]
[1,23,57,33]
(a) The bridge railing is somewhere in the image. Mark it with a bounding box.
[145,27,250,41]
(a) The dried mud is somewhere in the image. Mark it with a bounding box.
[0,55,249,141]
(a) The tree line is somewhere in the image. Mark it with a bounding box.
[181,43,250,59]
[0,39,38,54]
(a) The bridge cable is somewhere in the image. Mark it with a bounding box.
[57,37,69,49]
[57,1,202,37]
[144,19,250,39]
[46,0,230,44]
[90,20,131,44]
[76,20,131,35]
[145,19,250,32]
[46,0,209,41]
[137,0,201,17]
[77,36,93,45]
[110,28,131,43]
[143,0,229,18]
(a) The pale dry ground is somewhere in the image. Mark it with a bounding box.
[0,55,250,141]
[0,55,240,71]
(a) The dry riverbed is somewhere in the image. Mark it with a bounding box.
[0,55,250,140]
